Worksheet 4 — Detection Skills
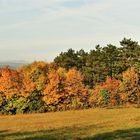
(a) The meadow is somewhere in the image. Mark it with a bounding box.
[0,108,140,140]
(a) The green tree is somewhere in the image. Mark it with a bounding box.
[120,38,140,67]
[102,44,120,78]
[100,89,110,106]
[54,49,79,70]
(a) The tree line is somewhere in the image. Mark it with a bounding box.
[0,38,140,114]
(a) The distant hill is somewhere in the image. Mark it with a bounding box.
[0,61,28,69]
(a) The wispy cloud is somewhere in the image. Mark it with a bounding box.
[0,0,140,62]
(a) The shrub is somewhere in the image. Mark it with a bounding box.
[100,89,110,106]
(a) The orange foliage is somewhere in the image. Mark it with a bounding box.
[1,61,139,112]
[18,61,48,95]
[89,77,120,106]
[43,69,65,106]
[64,69,88,107]
[65,69,85,96]
[0,68,22,99]
[103,77,120,105]
[43,68,88,110]
[122,67,138,87]
[20,74,36,97]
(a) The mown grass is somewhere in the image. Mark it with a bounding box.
[0,108,140,140]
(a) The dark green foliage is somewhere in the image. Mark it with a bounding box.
[120,38,140,68]
[0,95,7,115]
[54,49,80,70]
[0,92,45,115]
[0,96,28,115]
[26,92,46,113]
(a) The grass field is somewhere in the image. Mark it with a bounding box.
[0,108,140,140]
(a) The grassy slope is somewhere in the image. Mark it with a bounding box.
[0,108,140,140]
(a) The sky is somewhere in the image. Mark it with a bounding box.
[0,0,140,62]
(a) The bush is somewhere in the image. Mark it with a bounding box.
[26,92,46,113]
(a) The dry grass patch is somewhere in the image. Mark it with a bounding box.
[0,108,140,139]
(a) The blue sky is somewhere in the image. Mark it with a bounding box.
[0,0,140,62]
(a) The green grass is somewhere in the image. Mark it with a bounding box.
[0,108,140,140]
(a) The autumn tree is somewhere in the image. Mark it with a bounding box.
[43,68,66,111]
[89,77,120,107]
[102,77,120,106]
[18,61,48,96]
[134,64,140,106]
[119,67,139,105]
[64,68,88,109]
[0,68,22,99]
